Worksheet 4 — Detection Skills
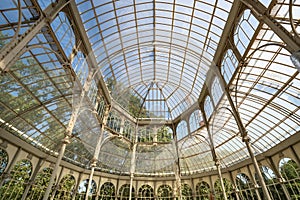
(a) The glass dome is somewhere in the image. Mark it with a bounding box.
[0,0,300,199]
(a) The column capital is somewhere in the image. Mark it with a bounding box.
[90,158,97,167]
[242,135,250,143]
[130,173,135,178]
[215,159,221,167]
[62,135,71,144]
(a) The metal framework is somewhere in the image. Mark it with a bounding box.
[0,0,300,199]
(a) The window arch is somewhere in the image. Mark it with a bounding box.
[157,125,173,143]
[54,174,76,199]
[234,9,259,56]
[0,159,32,199]
[138,184,154,199]
[279,158,300,199]
[157,184,172,199]
[221,49,238,84]
[211,77,223,106]
[71,51,89,86]
[258,165,285,200]
[27,167,54,199]
[87,79,98,105]
[138,127,153,143]
[204,96,214,119]
[0,148,8,175]
[176,120,188,141]
[123,120,134,141]
[51,12,76,58]
[96,96,106,119]
[107,110,122,132]
[181,183,193,199]
[189,109,203,133]
[195,181,210,199]
[118,184,135,200]
[76,179,97,199]
[214,178,234,199]
[99,182,116,199]
[236,173,256,199]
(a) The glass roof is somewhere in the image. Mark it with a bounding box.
[0,0,300,177]
[76,0,232,119]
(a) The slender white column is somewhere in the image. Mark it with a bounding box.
[43,136,70,200]
[216,160,228,200]
[85,106,110,200]
[129,125,138,200]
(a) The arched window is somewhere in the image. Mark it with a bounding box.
[123,120,134,141]
[138,184,154,199]
[51,12,76,58]
[204,96,214,119]
[99,182,116,199]
[234,9,259,56]
[236,173,256,199]
[157,125,173,143]
[176,120,188,141]
[258,165,285,200]
[195,181,210,199]
[214,178,234,199]
[0,159,32,199]
[54,174,76,199]
[107,110,122,132]
[189,109,203,133]
[87,79,98,105]
[96,96,106,119]
[181,183,193,199]
[76,179,97,199]
[279,158,300,199]
[118,184,135,200]
[138,126,153,143]
[157,184,172,199]
[71,51,89,86]
[27,167,53,199]
[221,49,238,83]
[0,148,8,175]
[211,77,223,106]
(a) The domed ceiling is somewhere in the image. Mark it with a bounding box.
[76,0,232,119]
[0,0,299,177]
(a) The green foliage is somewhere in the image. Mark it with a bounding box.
[26,167,53,200]
[157,126,173,143]
[214,178,234,200]
[281,160,300,180]
[157,185,172,199]
[118,184,135,199]
[106,77,149,118]
[138,184,154,199]
[0,159,32,199]
[196,181,210,200]
[0,31,8,49]
[53,174,76,200]
[0,149,8,175]
[138,127,153,143]
[280,160,300,200]
[0,59,40,114]
[99,182,116,199]
[181,183,193,200]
